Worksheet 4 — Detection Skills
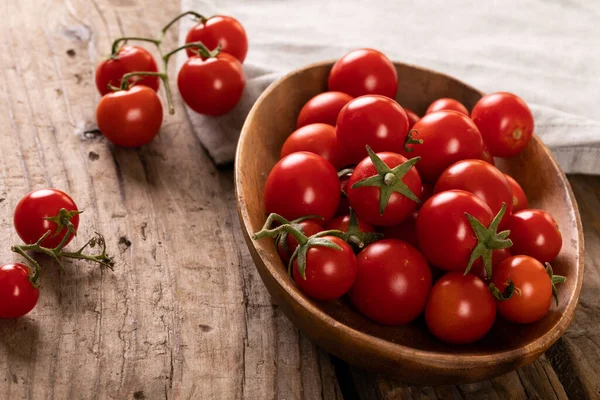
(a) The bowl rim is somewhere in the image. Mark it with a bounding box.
[234,60,585,367]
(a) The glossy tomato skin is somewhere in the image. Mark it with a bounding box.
[425,272,496,344]
[277,221,323,264]
[178,53,245,116]
[336,95,409,165]
[471,92,534,157]
[297,92,353,128]
[404,108,420,129]
[14,188,80,248]
[480,142,495,165]
[280,123,341,169]
[417,190,493,271]
[493,256,552,324]
[185,15,248,62]
[504,174,528,212]
[505,210,562,263]
[380,212,418,248]
[335,173,352,216]
[328,48,397,99]
[292,236,357,300]
[403,111,483,182]
[471,248,512,280]
[0,264,39,318]
[434,159,513,225]
[349,239,432,325]
[264,152,340,222]
[347,152,422,226]
[325,213,375,233]
[426,98,469,116]
[95,46,159,95]
[97,86,163,147]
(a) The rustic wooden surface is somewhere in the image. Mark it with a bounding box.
[0,0,598,399]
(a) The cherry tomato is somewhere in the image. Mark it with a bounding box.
[426,98,469,116]
[425,272,496,344]
[328,48,397,99]
[417,190,493,271]
[434,159,513,225]
[96,85,162,147]
[280,123,341,168]
[292,236,357,300]
[349,239,432,325]
[0,264,39,318]
[492,255,553,323]
[380,212,418,248]
[403,110,483,182]
[14,188,80,248]
[336,95,409,165]
[504,174,528,212]
[471,248,512,280]
[178,53,245,116]
[480,142,495,165]
[347,152,421,226]
[297,92,353,128]
[277,221,323,264]
[95,46,159,96]
[471,92,534,157]
[264,152,340,222]
[335,172,352,216]
[325,214,375,234]
[505,210,562,263]
[185,15,248,63]
[404,108,420,129]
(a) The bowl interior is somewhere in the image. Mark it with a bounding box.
[236,61,582,358]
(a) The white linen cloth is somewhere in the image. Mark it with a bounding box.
[178,0,600,174]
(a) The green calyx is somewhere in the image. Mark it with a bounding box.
[403,129,423,153]
[275,214,324,254]
[44,209,82,238]
[489,279,517,301]
[351,146,421,215]
[546,263,566,305]
[336,208,383,251]
[464,203,513,278]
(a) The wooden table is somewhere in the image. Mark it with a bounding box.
[1,0,598,398]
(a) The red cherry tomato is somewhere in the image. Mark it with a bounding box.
[178,53,245,116]
[297,92,353,128]
[277,221,323,264]
[185,15,248,63]
[417,190,493,271]
[492,255,553,324]
[336,95,409,165]
[95,46,159,96]
[325,214,375,234]
[434,159,513,225]
[349,239,432,325]
[426,98,469,116]
[425,272,496,344]
[471,248,512,280]
[335,172,352,216]
[280,123,341,169]
[380,212,418,248]
[328,48,397,99]
[404,108,420,129]
[14,188,80,248]
[292,236,357,300]
[347,152,422,226]
[471,92,534,157]
[403,110,483,182]
[505,210,562,263]
[480,142,495,165]
[0,264,39,318]
[264,152,340,222]
[97,85,163,147]
[504,174,528,212]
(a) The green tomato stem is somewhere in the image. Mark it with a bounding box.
[111,37,162,57]
[160,11,207,40]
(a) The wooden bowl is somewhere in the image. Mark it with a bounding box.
[234,61,584,385]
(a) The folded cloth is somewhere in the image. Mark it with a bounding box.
[178,0,600,174]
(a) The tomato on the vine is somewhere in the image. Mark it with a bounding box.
[95,46,159,96]
[504,174,528,212]
[97,85,163,147]
[328,48,397,99]
[505,210,562,263]
[178,52,245,116]
[349,239,431,325]
[0,264,39,318]
[14,188,80,248]
[297,92,353,128]
[471,92,534,157]
[403,110,483,182]
[264,152,340,222]
[471,248,512,280]
[426,98,469,116]
[185,15,248,63]
[336,95,409,165]
[325,214,375,234]
[425,272,496,344]
[404,108,420,129]
[280,123,341,168]
[277,220,323,264]
[335,171,352,216]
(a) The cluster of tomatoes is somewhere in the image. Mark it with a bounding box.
[254,48,566,344]
[93,11,248,148]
